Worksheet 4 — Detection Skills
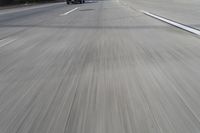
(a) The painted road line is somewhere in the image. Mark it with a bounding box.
[60,7,78,16]
[0,39,16,48]
[141,10,200,36]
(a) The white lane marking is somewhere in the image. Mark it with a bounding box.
[0,39,16,48]
[60,7,79,16]
[141,10,200,36]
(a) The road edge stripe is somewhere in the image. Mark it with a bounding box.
[141,10,200,36]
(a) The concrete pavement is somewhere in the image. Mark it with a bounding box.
[0,0,200,133]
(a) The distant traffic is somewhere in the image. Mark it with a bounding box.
[66,0,85,4]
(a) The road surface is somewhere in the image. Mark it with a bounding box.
[0,0,200,133]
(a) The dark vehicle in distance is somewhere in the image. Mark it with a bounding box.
[66,0,85,4]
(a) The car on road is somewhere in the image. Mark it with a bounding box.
[66,0,85,4]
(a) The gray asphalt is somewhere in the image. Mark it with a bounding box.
[0,0,200,133]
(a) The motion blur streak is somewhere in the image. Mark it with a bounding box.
[0,0,200,133]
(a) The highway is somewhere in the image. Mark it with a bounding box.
[0,0,200,133]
